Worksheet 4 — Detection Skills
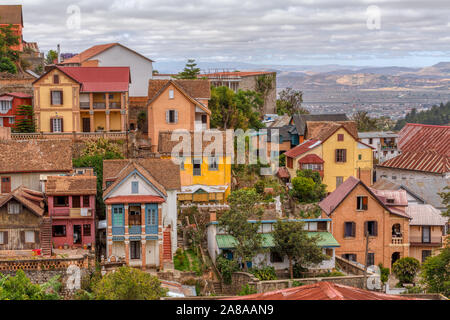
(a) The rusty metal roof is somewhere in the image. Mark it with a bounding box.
[399,123,450,156]
[378,150,449,174]
[407,204,447,226]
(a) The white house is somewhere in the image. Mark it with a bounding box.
[102,159,180,269]
[61,43,154,97]
[358,131,400,163]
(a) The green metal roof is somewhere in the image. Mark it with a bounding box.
[216,232,340,250]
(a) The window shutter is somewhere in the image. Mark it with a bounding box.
[4,231,8,244]
[374,221,378,236]
[175,110,178,123]
[364,221,368,236]
[50,119,54,132]
[344,223,347,237]
[335,149,338,162]
[166,110,169,123]
[352,222,356,237]
[343,149,347,162]
[61,90,64,105]
[60,118,64,132]
[20,231,25,243]
[35,231,40,244]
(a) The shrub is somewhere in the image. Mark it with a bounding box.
[420,247,450,297]
[249,266,277,281]
[216,256,239,285]
[315,271,345,277]
[291,280,304,287]
[238,284,257,296]
[292,263,309,278]
[0,57,17,74]
[0,270,61,300]
[173,248,189,271]
[392,257,420,285]
[378,263,390,284]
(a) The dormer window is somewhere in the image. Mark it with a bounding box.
[387,199,395,204]
[169,89,174,99]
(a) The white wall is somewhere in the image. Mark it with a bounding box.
[162,190,178,256]
[207,224,218,262]
[108,173,161,197]
[93,45,153,97]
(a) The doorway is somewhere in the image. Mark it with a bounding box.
[391,252,400,266]
[82,118,90,132]
[73,225,82,244]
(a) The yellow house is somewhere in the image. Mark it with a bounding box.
[158,131,232,203]
[32,66,130,133]
[284,122,373,192]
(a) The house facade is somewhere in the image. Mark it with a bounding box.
[33,66,130,133]
[102,159,180,269]
[0,140,73,194]
[0,186,49,256]
[0,92,32,128]
[358,131,400,163]
[0,5,24,52]
[319,176,411,269]
[284,123,374,192]
[61,43,154,97]
[147,79,211,151]
[46,175,97,249]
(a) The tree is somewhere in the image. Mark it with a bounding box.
[420,247,450,297]
[0,56,17,73]
[177,59,200,79]
[438,186,450,218]
[209,86,264,130]
[395,102,450,130]
[14,105,35,133]
[92,267,167,300]
[218,189,264,271]
[392,257,420,285]
[0,270,61,300]
[255,74,275,113]
[276,88,308,116]
[352,111,378,132]
[290,170,327,203]
[45,49,58,65]
[273,220,326,279]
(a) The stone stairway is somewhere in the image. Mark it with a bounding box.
[163,228,172,261]
[40,217,52,256]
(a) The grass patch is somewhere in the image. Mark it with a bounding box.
[173,249,190,271]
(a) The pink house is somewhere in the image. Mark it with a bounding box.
[46,175,97,249]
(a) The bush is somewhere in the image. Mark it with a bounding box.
[173,248,190,271]
[291,280,304,287]
[249,266,277,281]
[315,271,345,277]
[292,263,309,278]
[92,266,167,300]
[0,57,17,74]
[0,270,61,300]
[420,247,450,297]
[238,284,257,296]
[378,263,390,284]
[216,256,239,285]
[392,257,420,285]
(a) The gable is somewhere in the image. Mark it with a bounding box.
[106,169,165,199]
[33,68,79,87]
[91,44,154,65]
[0,198,42,225]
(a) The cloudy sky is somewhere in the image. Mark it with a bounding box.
[12,0,450,68]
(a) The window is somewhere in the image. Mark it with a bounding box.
[169,89,174,99]
[367,252,375,266]
[131,181,139,194]
[344,222,356,238]
[421,250,432,263]
[287,157,293,169]
[193,159,201,176]
[386,198,395,204]
[422,226,431,243]
[53,74,59,84]
[357,196,368,210]
[105,93,114,100]
[336,176,344,188]
[342,254,357,262]
[0,100,12,112]
[270,251,283,263]
[335,149,347,162]
[209,157,218,171]
[83,195,90,207]
[147,207,158,225]
[0,231,7,245]
[105,181,113,188]
[51,91,63,105]
[112,206,124,226]
[8,202,21,214]
[53,225,66,237]
[302,163,322,171]
[201,114,207,124]
[83,224,91,236]
[358,154,362,160]
[365,221,378,237]
[392,176,397,180]
[54,196,68,207]
[325,248,333,258]
[25,231,35,243]
[1,176,11,193]
[51,118,62,133]
[129,209,141,226]
[130,241,141,260]
[179,158,185,171]
[166,110,177,124]
[72,196,81,208]
[369,138,373,144]
[337,134,344,141]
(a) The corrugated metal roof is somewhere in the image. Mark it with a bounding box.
[358,131,398,139]
[378,151,449,174]
[216,232,339,249]
[224,281,421,300]
[399,123,450,156]
[407,204,447,226]
[370,188,408,206]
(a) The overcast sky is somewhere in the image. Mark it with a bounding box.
[12,0,450,67]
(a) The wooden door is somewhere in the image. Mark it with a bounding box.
[1,177,11,193]
[82,118,90,132]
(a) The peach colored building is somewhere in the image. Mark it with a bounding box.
[319,176,411,269]
[146,79,211,151]
[0,5,24,52]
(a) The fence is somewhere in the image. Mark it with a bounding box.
[11,131,127,141]
[0,254,95,271]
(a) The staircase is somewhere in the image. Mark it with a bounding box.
[162,228,172,261]
[40,218,52,256]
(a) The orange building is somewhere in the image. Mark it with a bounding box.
[0,5,24,52]
[319,176,411,269]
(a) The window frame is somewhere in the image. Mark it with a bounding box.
[131,181,139,194]
[335,149,347,163]
[356,196,368,211]
[344,221,356,238]
[52,225,66,237]
[130,240,141,260]
[50,90,63,106]
[24,230,35,244]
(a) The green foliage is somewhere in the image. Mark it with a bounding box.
[0,270,61,300]
[209,86,264,130]
[173,248,190,271]
[438,186,450,218]
[218,189,265,270]
[420,247,450,297]
[45,50,58,65]
[137,111,147,130]
[279,153,286,167]
[291,280,304,287]
[392,257,420,285]
[13,105,35,133]
[177,59,200,79]
[395,102,450,130]
[276,88,308,116]
[255,74,275,112]
[249,266,277,280]
[378,263,390,284]
[290,170,327,203]
[351,111,378,132]
[180,206,209,260]
[92,266,167,300]
[292,263,309,278]
[314,271,345,277]
[216,256,239,285]
[273,220,326,279]
[238,284,257,296]
[0,56,17,73]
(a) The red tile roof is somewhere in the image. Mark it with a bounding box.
[284,139,321,158]
[224,281,420,300]
[399,123,450,156]
[378,150,449,174]
[104,195,165,204]
[0,92,32,98]
[57,66,130,92]
[277,167,290,179]
[298,154,324,164]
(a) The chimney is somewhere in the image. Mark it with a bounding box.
[57,44,61,64]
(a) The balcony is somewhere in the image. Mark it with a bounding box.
[51,207,70,217]
[129,225,141,235]
[93,102,106,109]
[410,235,443,246]
[110,225,158,235]
[109,102,122,109]
[50,208,93,218]
[80,102,90,109]
[392,236,403,245]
